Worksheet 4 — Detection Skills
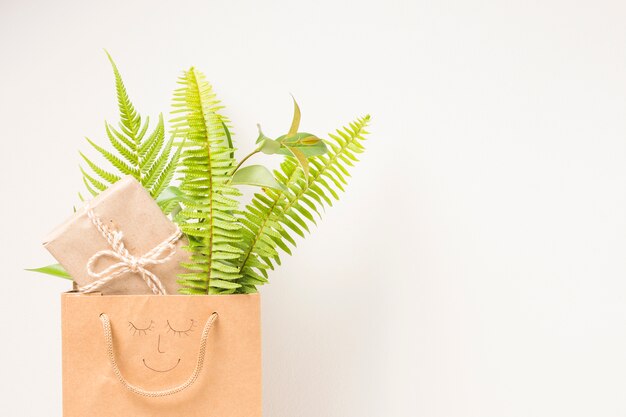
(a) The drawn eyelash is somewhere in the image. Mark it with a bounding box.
[166,319,196,336]
[128,320,154,336]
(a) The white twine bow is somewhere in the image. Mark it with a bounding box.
[78,206,182,295]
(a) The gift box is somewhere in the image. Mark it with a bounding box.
[43,176,188,295]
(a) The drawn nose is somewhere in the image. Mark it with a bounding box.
[157,334,165,354]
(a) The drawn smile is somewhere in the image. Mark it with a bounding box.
[142,358,181,373]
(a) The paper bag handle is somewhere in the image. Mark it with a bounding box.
[99,311,219,397]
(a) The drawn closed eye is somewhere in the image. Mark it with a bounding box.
[128,320,154,336]
[166,319,195,336]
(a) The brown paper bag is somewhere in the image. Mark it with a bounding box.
[44,176,189,295]
[61,292,262,417]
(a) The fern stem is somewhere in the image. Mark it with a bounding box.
[283,121,367,213]
[233,149,261,173]
[237,166,301,273]
[237,117,369,279]
[191,72,216,293]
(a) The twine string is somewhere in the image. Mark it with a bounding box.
[78,206,182,295]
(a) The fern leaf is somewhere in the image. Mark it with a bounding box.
[85,138,137,177]
[80,54,178,200]
[144,133,173,190]
[235,115,371,292]
[104,123,137,165]
[171,67,242,294]
[151,140,182,198]
[141,115,166,180]
[82,175,98,196]
[79,152,121,184]
[107,122,135,151]
[139,114,162,157]
[80,166,107,192]
[105,50,141,142]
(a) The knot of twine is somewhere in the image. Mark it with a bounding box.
[78,206,182,295]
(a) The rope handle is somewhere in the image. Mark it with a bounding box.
[99,311,219,397]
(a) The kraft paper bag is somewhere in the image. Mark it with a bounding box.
[61,292,262,417]
[44,176,189,295]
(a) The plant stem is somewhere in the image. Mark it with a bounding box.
[233,148,261,173]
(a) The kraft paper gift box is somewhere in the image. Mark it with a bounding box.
[61,292,262,417]
[43,176,187,295]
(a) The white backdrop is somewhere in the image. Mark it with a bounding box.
[2,1,626,416]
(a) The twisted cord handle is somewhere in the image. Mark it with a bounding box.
[99,312,219,397]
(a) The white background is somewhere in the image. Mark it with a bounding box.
[1,0,626,416]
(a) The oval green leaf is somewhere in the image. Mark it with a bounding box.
[26,263,72,280]
[231,165,286,191]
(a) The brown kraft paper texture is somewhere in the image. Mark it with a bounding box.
[44,176,188,295]
[61,292,262,417]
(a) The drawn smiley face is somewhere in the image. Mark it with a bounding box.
[127,318,197,373]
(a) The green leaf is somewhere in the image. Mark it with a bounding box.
[151,141,183,198]
[80,166,107,191]
[255,124,269,144]
[259,138,281,155]
[276,137,328,157]
[235,115,371,292]
[79,152,120,184]
[286,146,309,179]
[300,135,321,145]
[231,165,285,190]
[26,264,72,280]
[79,53,179,203]
[156,185,185,214]
[223,121,234,158]
[279,132,319,146]
[105,50,141,140]
[171,67,243,295]
[254,124,281,155]
[287,96,301,138]
[85,137,137,176]
[209,279,242,290]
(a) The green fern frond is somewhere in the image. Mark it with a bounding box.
[84,137,137,176]
[79,152,121,185]
[171,67,243,295]
[144,132,173,189]
[80,54,179,199]
[235,115,371,293]
[104,123,137,165]
[106,51,141,141]
[80,166,107,194]
[151,138,182,198]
